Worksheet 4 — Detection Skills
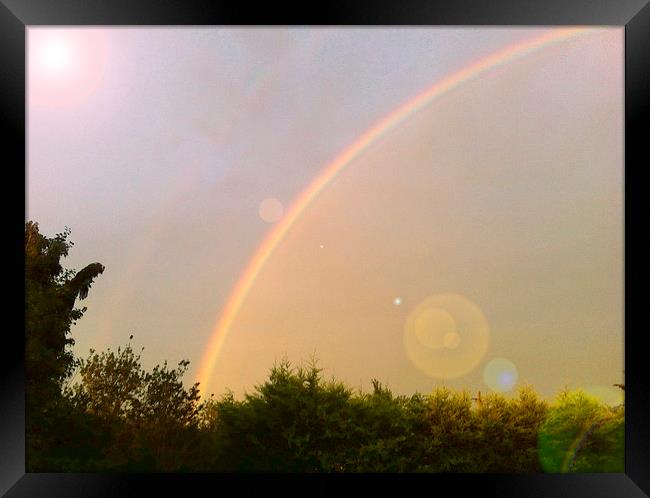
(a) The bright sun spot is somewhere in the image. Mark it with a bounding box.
[29,28,108,108]
[41,41,72,71]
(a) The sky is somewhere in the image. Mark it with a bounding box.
[27,27,623,403]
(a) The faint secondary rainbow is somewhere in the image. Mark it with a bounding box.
[196,27,592,395]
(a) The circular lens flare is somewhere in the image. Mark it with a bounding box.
[483,358,519,392]
[404,293,490,379]
[258,197,284,223]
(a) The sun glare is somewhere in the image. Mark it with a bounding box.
[28,28,108,108]
[41,40,72,71]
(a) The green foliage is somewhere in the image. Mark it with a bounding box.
[538,389,624,473]
[26,222,78,391]
[344,383,430,472]
[570,405,624,473]
[25,221,101,471]
[470,386,549,472]
[200,365,552,473]
[67,342,206,471]
[206,359,357,472]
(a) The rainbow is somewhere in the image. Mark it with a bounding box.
[196,27,592,395]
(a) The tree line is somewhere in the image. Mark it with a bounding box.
[25,221,624,473]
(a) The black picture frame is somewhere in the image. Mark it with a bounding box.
[3,1,648,495]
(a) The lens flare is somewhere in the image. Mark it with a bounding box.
[537,390,624,472]
[483,358,519,392]
[258,198,284,223]
[404,293,489,379]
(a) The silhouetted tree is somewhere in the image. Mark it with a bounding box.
[25,221,104,470]
[67,341,206,471]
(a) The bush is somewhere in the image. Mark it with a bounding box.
[206,359,357,472]
[537,389,624,472]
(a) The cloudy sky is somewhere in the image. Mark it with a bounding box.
[27,27,623,402]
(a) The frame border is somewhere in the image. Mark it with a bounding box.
[4,0,648,496]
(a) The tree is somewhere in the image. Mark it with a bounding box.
[25,221,105,470]
[67,341,206,471]
[537,389,624,473]
[471,386,548,472]
[207,359,358,472]
[25,221,104,389]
